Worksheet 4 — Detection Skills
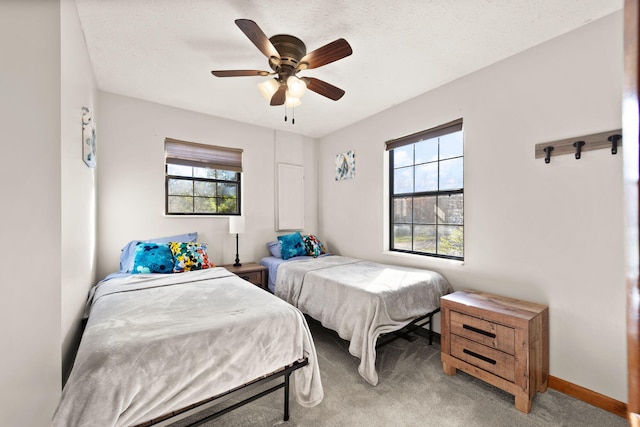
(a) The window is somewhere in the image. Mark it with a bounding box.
[386,119,463,260]
[165,138,242,215]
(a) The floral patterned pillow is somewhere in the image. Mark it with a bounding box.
[131,242,175,274]
[277,232,307,260]
[169,242,215,273]
[303,234,326,257]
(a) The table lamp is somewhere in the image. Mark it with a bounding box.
[229,216,245,267]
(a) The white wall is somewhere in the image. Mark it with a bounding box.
[96,93,318,279]
[60,0,98,385]
[0,3,624,425]
[319,11,626,402]
[0,1,62,425]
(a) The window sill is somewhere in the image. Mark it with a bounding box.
[381,250,465,267]
[162,214,238,218]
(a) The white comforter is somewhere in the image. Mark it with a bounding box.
[275,256,452,385]
[53,268,323,427]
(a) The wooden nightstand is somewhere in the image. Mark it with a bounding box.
[221,262,268,290]
[440,290,549,413]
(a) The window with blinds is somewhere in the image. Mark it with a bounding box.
[386,119,464,260]
[165,138,242,215]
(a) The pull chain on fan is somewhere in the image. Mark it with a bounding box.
[284,104,296,124]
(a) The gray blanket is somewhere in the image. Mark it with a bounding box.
[53,268,323,426]
[275,256,452,385]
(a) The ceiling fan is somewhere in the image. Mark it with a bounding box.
[211,19,353,107]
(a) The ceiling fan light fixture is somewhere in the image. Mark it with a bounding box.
[213,19,352,111]
[286,76,307,98]
[285,93,302,107]
[258,78,280,101]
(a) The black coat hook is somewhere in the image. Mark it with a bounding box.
[543,146,554,164]
[573,140,585,159]
[608,134,622,155]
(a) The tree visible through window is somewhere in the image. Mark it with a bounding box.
[165,138,242,215]
[386,119,463,259]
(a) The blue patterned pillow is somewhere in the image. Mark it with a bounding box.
[131,242,174,274]
[277,232,307,260]
[119,232,197,272]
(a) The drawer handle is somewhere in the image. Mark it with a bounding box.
[463,349,497,365]
[463,324,496,338]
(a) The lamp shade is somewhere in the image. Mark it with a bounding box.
[285,93,302,107]
[229,216,245,234]
[258,79,280,101]
[286,76,307,98]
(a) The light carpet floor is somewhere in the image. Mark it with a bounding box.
[174,317,626,427]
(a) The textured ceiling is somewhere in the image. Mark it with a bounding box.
[74,0,622,138]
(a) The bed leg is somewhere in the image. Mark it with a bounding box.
[283,372,291,421]
[429,311,434,345]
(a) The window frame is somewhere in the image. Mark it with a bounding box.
[164,138,242,216]
[386,119,464,260]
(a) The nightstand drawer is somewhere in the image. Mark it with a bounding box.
[451,334,515,382]
[237,271,262,285]
[221,263,268,289]
[450,310,515,354]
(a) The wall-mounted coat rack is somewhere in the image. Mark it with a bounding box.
[535,129,622,164]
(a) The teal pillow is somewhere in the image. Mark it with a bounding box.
[277,232,307,260]
[119,232,197,272]
[131,242,174,274]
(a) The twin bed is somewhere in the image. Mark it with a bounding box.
[53,267,322,427]
[54,232,452,425]
[262,253,453,385]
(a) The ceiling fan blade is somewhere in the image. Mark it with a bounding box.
[297,39,352,70]
[302,77,345,101]
[235,19,280,59]
[211,70,270,77]
[270,85,287,106]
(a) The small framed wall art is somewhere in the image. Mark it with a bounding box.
[82,106,97,168]
[335,150,355,181]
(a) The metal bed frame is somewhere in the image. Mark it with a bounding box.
[375,308,440,349]
[135,358,309,427]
